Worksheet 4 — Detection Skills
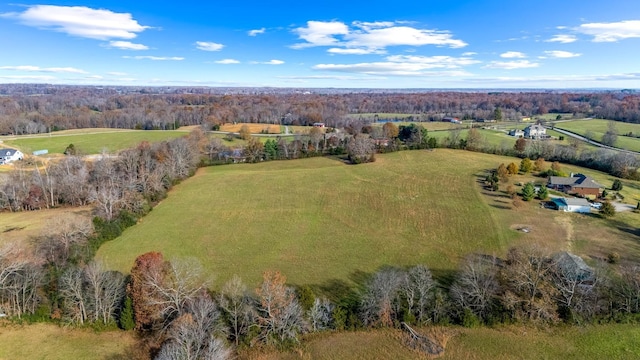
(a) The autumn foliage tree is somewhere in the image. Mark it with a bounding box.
[256,271,305,345]
[128,251,166,332]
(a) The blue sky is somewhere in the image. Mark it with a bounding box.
[1,1,639,88]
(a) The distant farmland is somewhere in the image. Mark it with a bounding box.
[2,128,188,154]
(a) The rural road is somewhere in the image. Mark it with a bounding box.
[546,126,640,155]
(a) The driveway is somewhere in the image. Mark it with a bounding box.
[613,202,636,212]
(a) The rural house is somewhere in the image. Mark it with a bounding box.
[547,173,603,199]
[551,197,592,213]
[523,124,546,139]
[509,129,524,137]
[0,148,23,164]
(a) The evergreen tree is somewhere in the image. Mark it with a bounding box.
[600,201,616,218]
[612,179,623,191]
[521,183,535,201]
[537,186,548,200]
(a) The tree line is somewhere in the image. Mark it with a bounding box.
[2,86,640,135]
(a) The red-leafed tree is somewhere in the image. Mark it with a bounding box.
[128,251,166,332]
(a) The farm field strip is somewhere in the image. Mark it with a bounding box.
[3,129,188,154]
[554,119,640,152]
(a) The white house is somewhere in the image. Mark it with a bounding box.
[552,197,591,213]
[0,148,24,164]
[524,124,546,139]
[509,129,524,137]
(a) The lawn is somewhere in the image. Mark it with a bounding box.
[98,150,521,289]
[2,129,188,155]
[244,324,640,360]
[0,323,135,360]
[554,119,640,152]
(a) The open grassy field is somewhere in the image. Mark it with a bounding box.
[346,113,420,120]
[98,150,520,288]
[220,123,282,134]
[553,119,640,152]
[1,129,188,154]
[97,149,640,290]
[244,324,640,360]
[372,121,467,131]
[0,207,92,249]
[0,323,135,360]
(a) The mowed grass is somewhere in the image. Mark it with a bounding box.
[98,150,521,289]
[245,324,640,360]
[554,119,640,152]
[2,129,188,154]
[0,323,135,360]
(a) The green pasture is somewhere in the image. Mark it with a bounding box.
[97,148,640,289]
[98,150,522,289]
[3,129,188,155]
[554,119,640,152]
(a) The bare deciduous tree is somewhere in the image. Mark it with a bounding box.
[256,271,305,345]
[450,256,499,321]
[219,275,255,346]
[360,267,406,327]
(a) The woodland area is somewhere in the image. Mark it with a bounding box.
[0,85,640,134]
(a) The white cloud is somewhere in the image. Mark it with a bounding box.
[195,41,224,51]
[484,60,539,69]
[292,20,466,53]
[1,5,148,40]
[0,65,87,73]
[122,56,184,61]
[312,55,478,76]
[577,20,640,42]
[251,59,285,65]
[328,48,385,55]
[500,51,526,58]
[292,21,350,48]
[248,28,265,36]
[546,34,577,43]
[107,71,128,76]
[0,75,57,81]
[215,59,240,64]
[544,50,581,58]
[462,52,477,56]
[107,41,149,50]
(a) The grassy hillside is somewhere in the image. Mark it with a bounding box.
[554,119,640,152]
[0,323,135,360]
[2,129,188,154]
[97,149,640,290]
[98,150,521,288]
[244,324,640,360]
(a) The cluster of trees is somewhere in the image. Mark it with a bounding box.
[0,131,203,215]
[2,85,640,135]
[7,245,640,360]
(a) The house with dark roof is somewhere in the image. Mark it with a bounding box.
[547,173,603,199]
[0,148,23,164]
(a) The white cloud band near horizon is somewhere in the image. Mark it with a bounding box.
[0,65,87,73]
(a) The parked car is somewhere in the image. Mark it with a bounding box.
[590,202,602,209]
